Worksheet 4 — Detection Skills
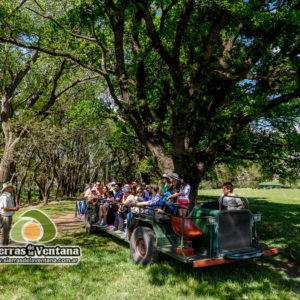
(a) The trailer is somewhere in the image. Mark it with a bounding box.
[77,197,278,267]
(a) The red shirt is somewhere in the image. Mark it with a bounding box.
[96,188,104,198]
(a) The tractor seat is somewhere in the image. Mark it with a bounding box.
[171,216,203,238]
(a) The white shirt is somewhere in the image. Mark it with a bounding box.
[0,192,15,217]
[125,195,137,205]
[84,188,91,198]
[178,184,191,200]
[218,193,243,210]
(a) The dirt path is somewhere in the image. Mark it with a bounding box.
[51,212,84,232]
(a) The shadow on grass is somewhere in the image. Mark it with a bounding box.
[60,228,300,298]
[243,196,300,266]
[53,228,130,252]
[0,224,299,299]
[146,257,299,299]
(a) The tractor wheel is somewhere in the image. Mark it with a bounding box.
[85,209,96,234]
[130,226,158,265]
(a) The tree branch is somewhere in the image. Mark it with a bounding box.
[213,69,297,82]
[263,89,300,112]
[173,0,195,61]
[192,14,228,90]
[160,0,178,33]
[219,23,243,69]
[135,1,183,90]
[6,51,38,100]
[26,7,98,43]
[0,37,105,76]
[38,59,66,115]
[7,0,28,18]
[55,76,100,99]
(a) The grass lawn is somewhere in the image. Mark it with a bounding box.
[13,200,77,220]
[0,190,299,300]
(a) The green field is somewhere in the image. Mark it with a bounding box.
[0,190,299,300]
[13,200,76,220]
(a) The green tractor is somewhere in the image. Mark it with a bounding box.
[79,197,278,267]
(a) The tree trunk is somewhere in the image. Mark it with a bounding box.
[16,154,33,205]
[38,188,43,201]
[55,181,61,201]
[0,147,15,188]
[140,172,150,184]
[27,178,32,205]
[43,192,49,206]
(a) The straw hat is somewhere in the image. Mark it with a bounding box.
[1,182,15,193]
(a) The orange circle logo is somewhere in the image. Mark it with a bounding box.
[23,223,42,241]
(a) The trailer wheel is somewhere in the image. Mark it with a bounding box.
[130,226,158,265]
[85,209,96,234]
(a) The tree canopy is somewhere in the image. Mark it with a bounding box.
[0,0,299,202]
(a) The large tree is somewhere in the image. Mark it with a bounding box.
[1,0,299,202]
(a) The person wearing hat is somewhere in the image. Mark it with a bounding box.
[161,174,177,214]
[0,182,19,245]
[167,174,191,216]
[161,174,170,197]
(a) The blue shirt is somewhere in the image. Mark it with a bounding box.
[143,190,150,198]
[114,191,123,201]
[145,193,162,215]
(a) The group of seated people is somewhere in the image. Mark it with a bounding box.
[77,176,244,236]
[77,173,192,235]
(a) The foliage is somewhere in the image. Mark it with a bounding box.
[0,0,299,201]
